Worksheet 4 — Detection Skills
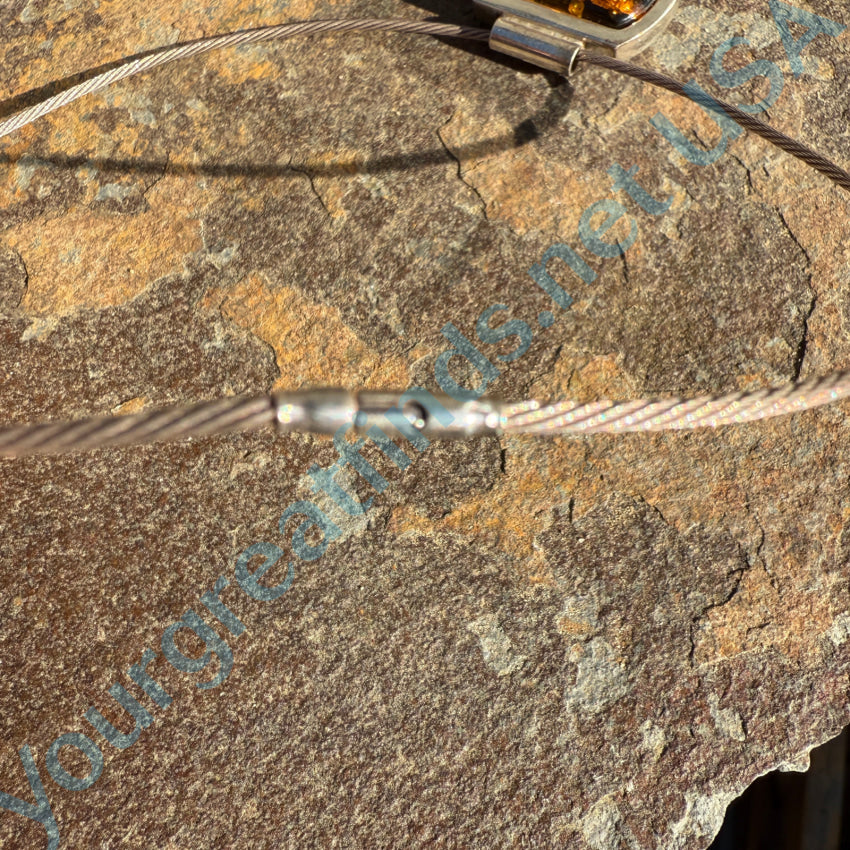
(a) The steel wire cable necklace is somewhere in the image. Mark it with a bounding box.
[1,7,849,458]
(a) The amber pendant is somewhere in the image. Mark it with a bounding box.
[541,0,657,29]
[474,0,678,60]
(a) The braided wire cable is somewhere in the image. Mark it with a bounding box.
[577,52,850,194]
[0,16,847,198]
[0,396,276,457]
[1,17,849,458]
[2,371,850,457]
[500,370,850,436]
[0,19,490,141]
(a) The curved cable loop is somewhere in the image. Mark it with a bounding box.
[0,19,490,141]
[576,52,850,194]
[0,17,848,457]
[0,19,846,192]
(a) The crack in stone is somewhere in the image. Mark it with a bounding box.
[730,153,756,195]
[750,520,778,592]
[437,114,488,219]
[16,249,27,308]
[791,292,816,381]
[288,160,331,218]
[214,291,281,390]
[776,209,815,380]
[645,498,674,529]
[704,565,747,616]
[777,209,813,267]
[519,342,563,396]
[140,153,169,202]
[688,556,750,669]
[0,243,28,314]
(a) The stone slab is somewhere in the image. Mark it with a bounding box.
[1,1,849,847]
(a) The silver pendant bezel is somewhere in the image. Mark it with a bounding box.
[474,0,679,58]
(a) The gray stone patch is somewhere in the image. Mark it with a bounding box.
[641,720,668,764]
[708,694,746,742]
[467,613,527,676]
[581,796,639,850]
[827,612,850,647]
[667,789,739,850]
[565,637,630,715]
[95,183,137,203]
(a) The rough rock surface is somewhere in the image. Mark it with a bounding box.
[1,0,849,847]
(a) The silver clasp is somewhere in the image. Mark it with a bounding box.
[272,389,504,440]
[490,14,582,76]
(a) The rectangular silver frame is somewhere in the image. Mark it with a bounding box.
[473,0,679,58]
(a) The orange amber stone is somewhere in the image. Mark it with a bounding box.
[540,0,656,28]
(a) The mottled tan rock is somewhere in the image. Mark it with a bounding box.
[1,1,850,848]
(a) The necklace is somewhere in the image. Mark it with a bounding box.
[0,7,848,458]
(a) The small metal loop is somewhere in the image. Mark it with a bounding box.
[564,45,580,78]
